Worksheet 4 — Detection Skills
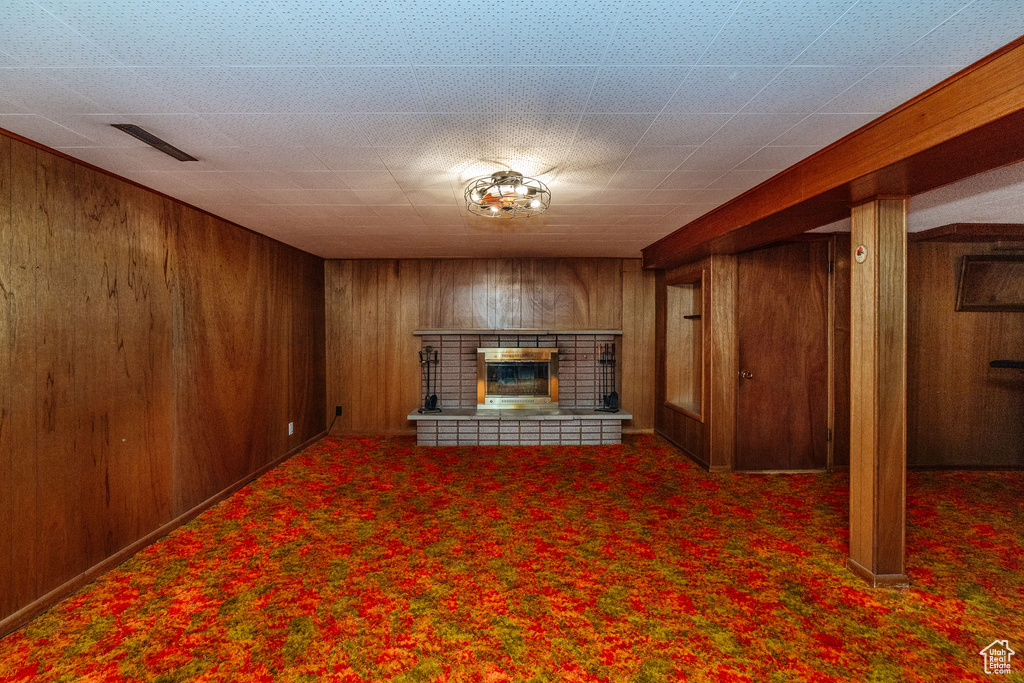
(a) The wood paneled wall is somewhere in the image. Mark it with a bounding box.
[325,258,655,434]
[908,241,1024,467]
[0,132,325,629]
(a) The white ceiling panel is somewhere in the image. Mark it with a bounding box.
[272,0,407,65]
[2,0,1020,259]
[585,66,690,113]
[795,0,971,66]
[0,114,95,146]
[507,0,620,65]
[1,1,118,67]
[605,0,739,65]
[742,66,872,113]
[640,113,731,146]
[891,0,1024,67]
[663,66,782,113]
[321,67,426,112]
[36,0,309,66]
[700,0,856,65]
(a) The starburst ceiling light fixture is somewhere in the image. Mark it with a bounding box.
[465,170,551,218]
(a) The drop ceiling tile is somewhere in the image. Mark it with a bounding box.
[0,68,105,115]
[585,67,690,113]
[742,66,872,113]
[618,146,698,171]
[391,0,506,65]
[703,113,805,147]
[639,113,731,146]
[200,114,371,147]
[310,146,386,171]
[644,188,703,204]
[58,114,236,148]
[606,170,673,190]
[407,188,459,206]
[430,114,504,149]
[677,146,759,170]
[663,66,782,113]
[0,114,98,147]
[657,169,723,190]
[708,169,778,188]
[605,0,738,64]
[165,171,248,191]
[414,66,504,113]
[821,66,964,113]
[219,171,302,190]
[795,0,970,66]
[504,114,581,148]
[125,171,199,194]
[38,0,308,66]
[734,145,821,169]
[770,113,876,146]
[357,189,411,206]
[335,170,402,192]
[142,68,340,114]
[1,1,118,67]
[202,146,331,173]
[0,50,22,68]
[505,67,598,114]
[39,67,193,113]
[507,0,620,64]
[574,114,657,149]
[891,0,1024,66]
[376,147,445,171]
[273,0,407,65]
[56,145,207,173]
[320,67,425,112]
[701,0,855,65]
[354,114,436,147]
[287,171,351,190]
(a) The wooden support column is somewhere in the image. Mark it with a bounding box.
[848,197,909,588]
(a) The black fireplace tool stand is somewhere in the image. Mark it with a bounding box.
[595,342,619,413]
[418,346,441,413]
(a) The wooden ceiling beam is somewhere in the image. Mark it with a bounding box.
[642,35,1024,271]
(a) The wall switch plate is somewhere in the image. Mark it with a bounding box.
[288,422,294,435]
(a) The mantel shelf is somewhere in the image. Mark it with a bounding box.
[414,329,623,336]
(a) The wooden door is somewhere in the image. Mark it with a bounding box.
[736,241,829,470]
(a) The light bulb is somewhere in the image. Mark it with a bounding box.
[470,191,481,202]
[530,199,541,208]
[515,184,528,195]
[490,206,499,212]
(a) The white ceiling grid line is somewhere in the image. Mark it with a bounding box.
[0,0,1018,258]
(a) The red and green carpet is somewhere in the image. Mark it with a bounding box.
[1,435,1021,681]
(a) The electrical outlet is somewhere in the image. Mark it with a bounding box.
[288,422,294,435]
[335,406,343,416]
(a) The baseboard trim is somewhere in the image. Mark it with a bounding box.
[846,558,910,588]
[0,430,328,639]
[622,427,654,435]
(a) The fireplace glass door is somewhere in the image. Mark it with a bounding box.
[477,347,558,407]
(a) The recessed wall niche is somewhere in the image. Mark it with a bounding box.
[664,276,703,418]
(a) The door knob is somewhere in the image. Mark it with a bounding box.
[740,370,753,379]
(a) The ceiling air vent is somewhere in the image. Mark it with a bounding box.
[111,124,198,162]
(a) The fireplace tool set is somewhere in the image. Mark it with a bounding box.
[418,346,441,413]
[595,343,619,413]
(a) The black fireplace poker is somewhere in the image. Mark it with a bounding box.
[418,346,441,414]
[596,342,620,413]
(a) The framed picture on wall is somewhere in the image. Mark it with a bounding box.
[955,255,1024,311]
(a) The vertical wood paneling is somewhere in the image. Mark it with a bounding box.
[833,234,852,468]
[907,242,1024,467]
[325,260,353,432]
[33,150,82,594]
[0,136,12,616]
[9,140,38,610]
[620,261,655,432]
[75,170,173,564]
[1,130,327,630]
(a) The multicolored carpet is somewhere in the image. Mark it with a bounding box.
[1,435,1022,682]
